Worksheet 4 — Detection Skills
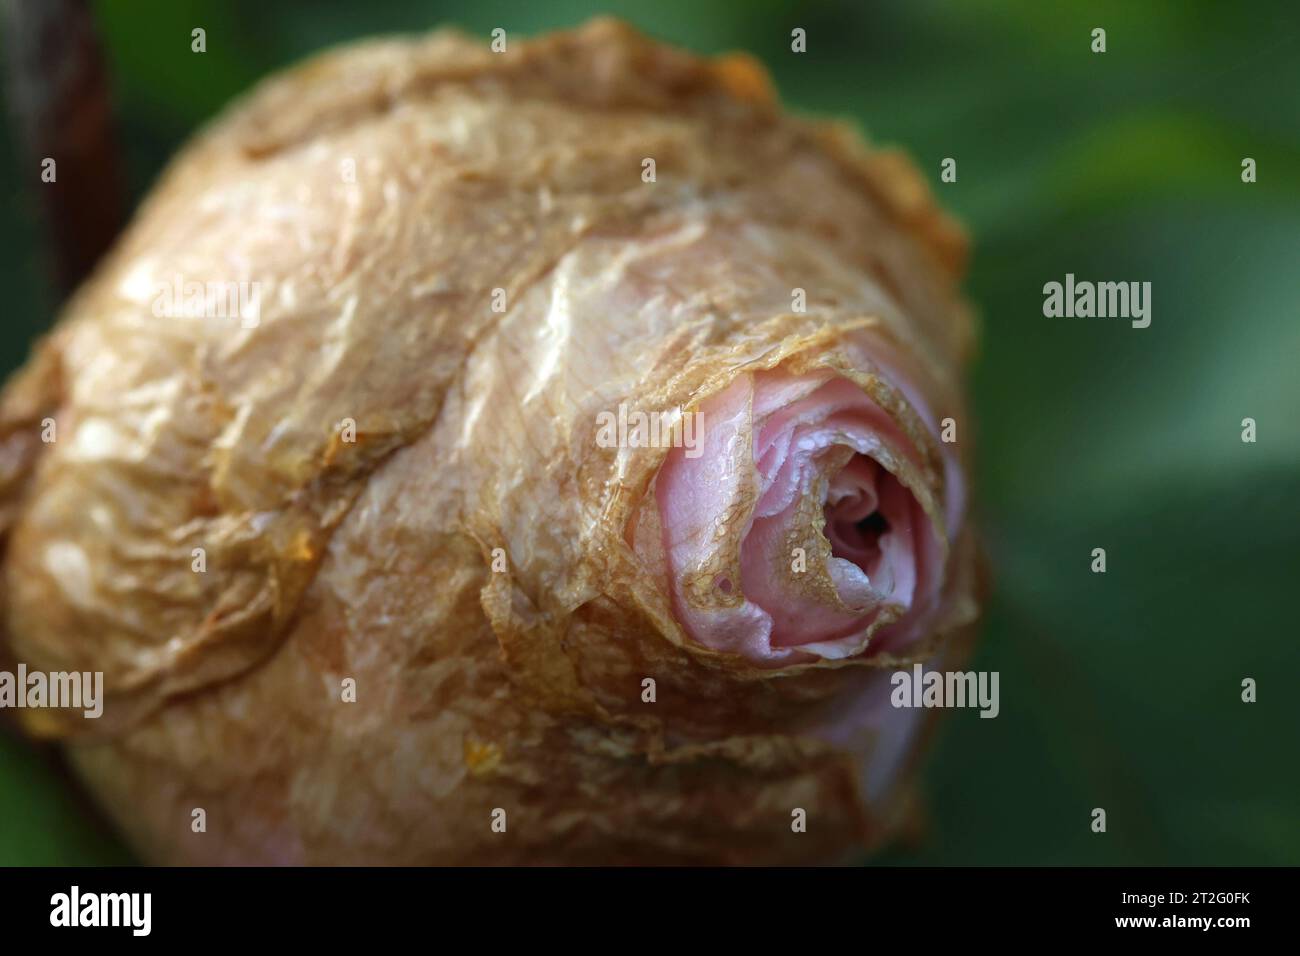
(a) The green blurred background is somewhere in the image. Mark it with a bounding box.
[1,0,1297,865]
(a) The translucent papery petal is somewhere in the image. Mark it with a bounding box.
[754,375,925,518]
[741,486,900,651]
[845,329,966,540]
[656,375,778,658]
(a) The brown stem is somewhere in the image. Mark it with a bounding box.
[2,0,126,297]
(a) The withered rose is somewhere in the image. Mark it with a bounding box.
[0,19,979,864]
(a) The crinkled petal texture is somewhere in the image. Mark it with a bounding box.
[0,20,979,865]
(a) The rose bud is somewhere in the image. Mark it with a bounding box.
[0,19,979,864]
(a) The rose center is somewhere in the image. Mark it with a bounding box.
[854,510,889,542]
[826,507,889,564]
[822,455,897,574]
